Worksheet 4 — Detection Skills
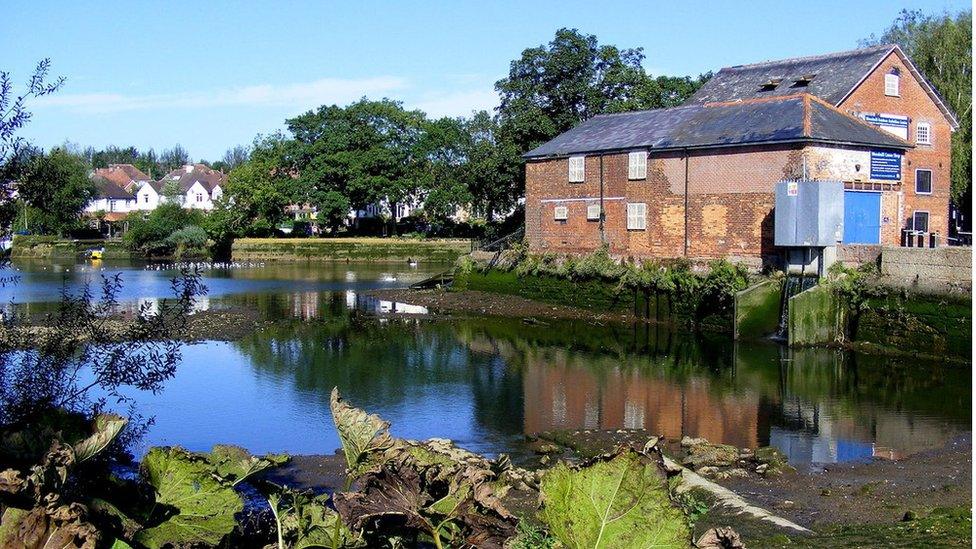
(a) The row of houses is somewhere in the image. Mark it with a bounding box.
[84,163,428,230]
[84,163,226,222]
[523,44,961,267]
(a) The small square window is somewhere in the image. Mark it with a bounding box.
[554,205,568,220]
[628,151,647,180]
[568,156,585,183]
[915,169,932,194]
[911,211,929,233]
[884,73,899,97]
[626,203,646,231]
[586,203,601,220]
[916,122,931,145]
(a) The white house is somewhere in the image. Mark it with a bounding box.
[84,177,137,215]
[135,164,226,212]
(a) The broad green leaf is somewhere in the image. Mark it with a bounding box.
[135,447,244,549]
[111,539,135,549]
[268,485,362,548]
[207,444,289,486]
[539,451,691,549]
[72,413,127,463]
[330,387,393,476]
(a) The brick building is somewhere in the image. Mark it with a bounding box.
[523,45,958,264]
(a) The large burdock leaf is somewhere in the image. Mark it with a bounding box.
[330,388,393,476]
[207,445,289,486]
[134,447,244,549]
[72,413,127,463]
[539,450,691,549]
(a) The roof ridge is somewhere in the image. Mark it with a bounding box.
[592,103,701,118]
[702,93,807,108]
[721,44,895,71]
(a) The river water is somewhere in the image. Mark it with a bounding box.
[2,259,969,465]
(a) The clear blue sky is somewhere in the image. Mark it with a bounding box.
[4,0,969,161]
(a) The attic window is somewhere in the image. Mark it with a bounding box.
[793,74,817,86]
[760,77,783,91]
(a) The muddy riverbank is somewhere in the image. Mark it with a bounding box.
[270,430,971,547]
[368,288,648,323]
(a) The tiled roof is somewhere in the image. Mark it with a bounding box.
[92,176,135,200]
[157,164,227,193]
[687,44,895,105]
[523,94,910,159]
[687,44,958,128]
[93,164,150,192]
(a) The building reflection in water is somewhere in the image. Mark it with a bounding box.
[463,320,968,464]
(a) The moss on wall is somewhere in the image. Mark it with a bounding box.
[231,237,472,262]
[734,279,783,339]
[455,269,709,327]
[788,285,846,347]
[853,293,971,360]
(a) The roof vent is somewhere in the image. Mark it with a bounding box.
[760,77,783,91]
[793,74,817,86]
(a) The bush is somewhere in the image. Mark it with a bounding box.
[164,225,210,259]
[124,203,204,256]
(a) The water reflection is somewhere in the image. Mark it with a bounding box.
[203,315,967,464]
[7,260,968,465]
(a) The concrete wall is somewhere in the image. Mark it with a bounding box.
[788,284,846,346]
[881,247,972,291]
[733,279,783,339]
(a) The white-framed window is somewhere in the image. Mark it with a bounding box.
[916,122,932,145]
[568,156,585,183]
[196,193,204,203]
[628,151,647,180]
[915,169,933,194]
[143,194,149,203]
[884,73,899,96]
[553,205,568,221]
[626,202,646,230]
[586,203,601,220]
[911,210,929,233]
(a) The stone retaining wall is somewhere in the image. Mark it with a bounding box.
[880,247,971,292]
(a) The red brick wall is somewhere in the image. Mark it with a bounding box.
[839,50,954,243]
[526,145,804,263]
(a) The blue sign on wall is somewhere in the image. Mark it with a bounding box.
[862,113,909,129]
[870,150,902,180]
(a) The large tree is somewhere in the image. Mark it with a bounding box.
[287,98,429,234]
[0,59,65,229]
[862,9,972,206]
[459,111,522,221]
[495,28,710,153]
[18,147,95,235]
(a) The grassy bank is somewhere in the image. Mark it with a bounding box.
[10,235,134,260]
[231,237,472,262]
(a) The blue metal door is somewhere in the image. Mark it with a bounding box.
[843,191,881,244]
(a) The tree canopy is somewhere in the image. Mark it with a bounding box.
[18,147,95,235]
[495,28,710,153]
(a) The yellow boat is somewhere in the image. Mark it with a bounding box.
[89,248,104,260]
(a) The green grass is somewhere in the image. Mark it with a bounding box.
[750,507,972,548]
